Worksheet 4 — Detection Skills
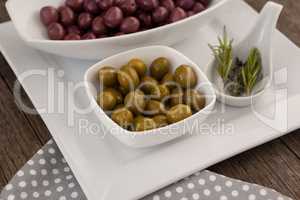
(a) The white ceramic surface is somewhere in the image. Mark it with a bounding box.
[206,2,283,107]
[84,46,216,148]
[5,0,231,60]
[1,1,300,200]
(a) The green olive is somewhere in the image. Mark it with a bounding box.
[127,58,147,77]
[114,104,125,110]
[140,76,159,94]
[99,66,118,87]
[169,87,184,106]
[166,104,192,124]
[117,67,140,91]
[97,91,117,111]
[150,57,171,81]
[111,107,134,129]
[184,90,206,111]
[161,72,176,89]
[153,115,168,128]
[145,100,166,116]
[103,88,123,105]
[124,90,146,114]
[149,84,170,101]
[134,116,157,131]
[174,65,198,88]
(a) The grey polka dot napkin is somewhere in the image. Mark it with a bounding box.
[0,140,293,200]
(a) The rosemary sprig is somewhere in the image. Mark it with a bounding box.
[241,48,262,95]
[208,27,234,82]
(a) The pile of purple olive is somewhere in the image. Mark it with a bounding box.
[40,0,211,40]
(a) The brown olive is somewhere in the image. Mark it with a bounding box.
[193,2,205,13]
[103,88,123,104]
[184,89,206,111]
[134,116,157,131]
[153,115,168,128]
[120,17,140,33]
[84,0,100,14]
[82,32,97,39]
[40,6,59,26]
[136,0,159,11]
[118,85,130,96]
[139,76,159,94]
[64,33,81,40]
[66,0,84,12]
[150,57,171,81]
[124,90,146,114]
[169,87,184,106]
[150,84,170,101]
[152,6,169,24]
[104,7,124,28]
[97,90,117,111]
[176,0,195,10]
[174,64,197,88]
[92,16,107,35]
[127,58,147,77]
[99,66,118,87]
[60,6,76,26]
[67,25,81,35]
[161,0,175,12]
[111,107,134,129]
[169,7,187,23]
[166,104,192,124]
[145,100,166,115]
[117,66,140,91]
[78,12,93,29]
[47,23,66,40]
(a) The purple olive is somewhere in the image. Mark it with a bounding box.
[114,32,125,36]
[66,0,84,12]
[84,0,100,14]
[198,0,210,7]
[48,23,66,40]
[138,12,152,28]
[82,32,97,39]
[64,33,81,40]
[120,16,140,33]
[60,6,76,26]
[98,0,114,10]
[119,0,137,15]
[161,0,175,12]
[67,25,82,35]
[152,6,169,24]
[104,7,124,28]
[136,0,159,11]
[92,16,108,35]
[193,2,205,13]
[78,12,93,29]
[40,6,59,26]
[169,7,186,22]
[176,0,195,10]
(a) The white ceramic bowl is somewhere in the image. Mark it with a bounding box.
[84,46,216,148]
[6,0,231,60]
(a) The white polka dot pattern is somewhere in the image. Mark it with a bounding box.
[0,140,293,200]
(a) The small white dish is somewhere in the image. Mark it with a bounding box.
[206,2,283,107]
[6,0,231,60]
[84,46,216,148]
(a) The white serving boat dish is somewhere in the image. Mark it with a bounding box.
[5,0,231,60]
[84,46,216,148]
[1,1,300,200]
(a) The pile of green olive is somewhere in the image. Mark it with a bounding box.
[97,57,206,132]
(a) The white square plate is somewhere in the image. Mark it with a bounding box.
[1,1,300,200]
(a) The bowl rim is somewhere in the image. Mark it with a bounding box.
[84,45,217,135]
[6,0,230,44]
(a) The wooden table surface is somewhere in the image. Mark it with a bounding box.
[0,0,299,199]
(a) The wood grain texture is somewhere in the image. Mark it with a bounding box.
[0,0,299,199]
